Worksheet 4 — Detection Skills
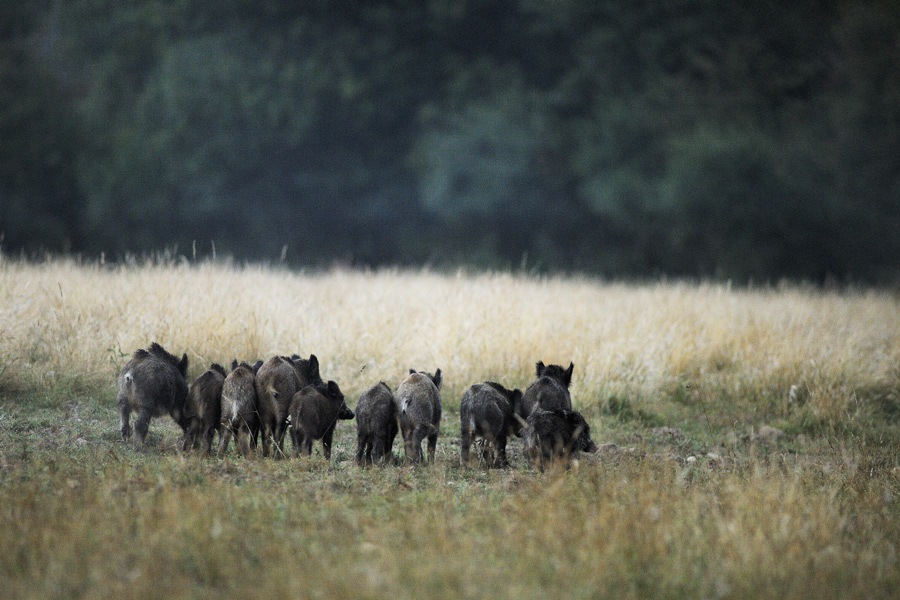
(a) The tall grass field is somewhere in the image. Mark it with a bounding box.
[1,256,898,599]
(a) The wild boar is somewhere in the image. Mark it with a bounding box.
[395,369,442,464]
[218,361,261,458]
[459,382,524,468]
[355,382,398,465]
[521,361,574,418]
[255,354,322,458]
[290,381,354,459]
[182,363,227,454]
[523,408,598,471]
[116,342,189,450]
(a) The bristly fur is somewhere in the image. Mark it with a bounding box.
[522,361,575,418]
[396,369,443,464]
[290,380,354,460]
[255,354,321,458]
[218,361,260,458]
[355,381,398,465]
[460,381,524,468]
[117,343,190,449]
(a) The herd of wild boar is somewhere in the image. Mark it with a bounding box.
[116,343,598,469]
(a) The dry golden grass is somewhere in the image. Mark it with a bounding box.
[0,256,898,599]
[2,257,896,420]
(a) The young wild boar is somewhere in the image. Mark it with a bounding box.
[523,408,598,471]
[182,363,227,455]
[116,342,189,450]
[355,382,398,465]
[218,361,261,458]
[521,361,574,418]
[290,381,354,459]
[255,354,322,458]
[395,369,442,464]
[459,382,524,468]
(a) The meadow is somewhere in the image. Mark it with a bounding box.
[0,256,897,599]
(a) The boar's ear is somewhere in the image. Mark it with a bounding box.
[290,353,301,361]
[563,362,574,386]
[231,359,239,372]
[252,360,263,374]
[326,380,341,397]
[432,369,442,390]
[409,369,417,375]
[308,354,320,378]
[179,354,189,377]
[536,361,546,378]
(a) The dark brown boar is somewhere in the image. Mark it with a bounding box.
[290,381,354,459]
[255,354,322,458]
[182,363,227,454]
[218,361,261,458]
[395,369,442,464]
[521,361,574,418]
[523,408,598,471]
[459,382,524,468]
[355,382,398,465]
[116,342,189,450]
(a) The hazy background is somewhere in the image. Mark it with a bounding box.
[2,1,897,283]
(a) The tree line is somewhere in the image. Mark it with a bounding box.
[1,1,897,282]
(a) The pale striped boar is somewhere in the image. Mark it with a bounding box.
[218,361,261,458]
[255,354,322,458]
[459,382,524,468]
[396,369,442,464]
[116,342,189,450]
[182,363,227,454]
[290,381,354,459]
[355,382,398,465]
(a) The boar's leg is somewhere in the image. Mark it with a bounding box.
[237,425,253,458]
[494,434,509,468]
[290,425,301,458]
[322,424,337,460]
[249,421,260,450]
[201,425,216,456]
[460,427,472,466]
[299,433,314,457]
[273,421,289,459]
[217,425,232,457]
[133,411,152,449]
[371,434,386,464]
[426,428,438,465]
[119,401,132,441]
[406,424,429,464]
[402,430,418,464]
[289,423,300,455]
[384,426,398,464]
[356,432,369,465]
[182,418,200,452]
[181,428,193,452]
[260,422,273,458]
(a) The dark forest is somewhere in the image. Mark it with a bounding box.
[2,1,897,282]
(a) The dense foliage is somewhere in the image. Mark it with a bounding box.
[2,0,897,282]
